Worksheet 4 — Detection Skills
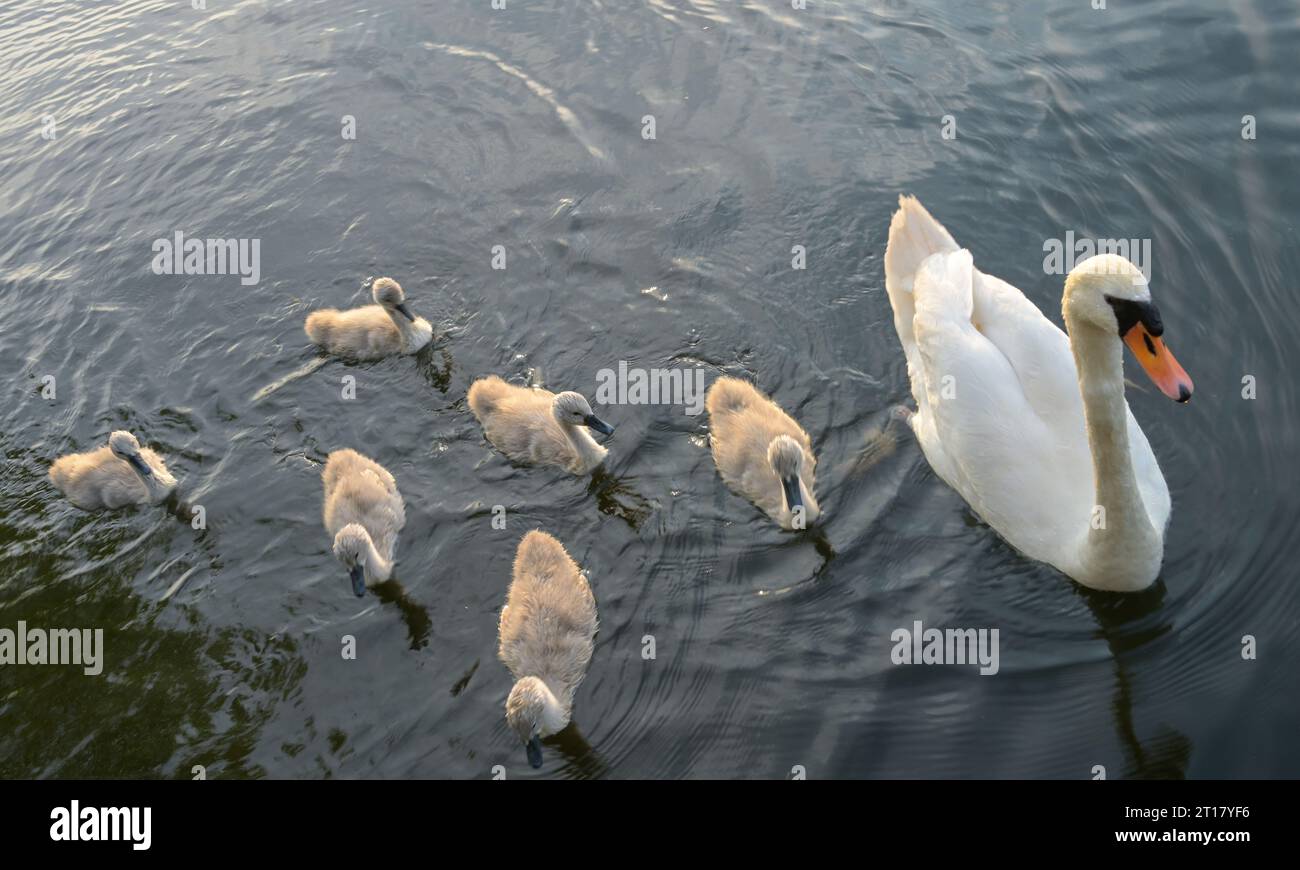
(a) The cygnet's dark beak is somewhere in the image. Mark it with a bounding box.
[525,735,544,769]
[782,475,803,514]
[583,414,615,437]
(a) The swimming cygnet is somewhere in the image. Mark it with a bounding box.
[467,375,615,476]
[706,376,821,529]
[498,530,598,769]
[305,277,433,360]
[321,448,406,597]
[49,430,178,511]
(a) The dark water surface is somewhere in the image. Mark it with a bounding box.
[1,0,1297,778]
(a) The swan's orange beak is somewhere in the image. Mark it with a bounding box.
[1123,323,1193,403]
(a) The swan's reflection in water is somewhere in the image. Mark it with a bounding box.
[1078,583,1191,779]
[543,723,610,779]
[369,579,434,651]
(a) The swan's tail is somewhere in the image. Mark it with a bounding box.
[704,376,760,417]
[47,457,71,492]
[467,375,511,419]
[304,310,334,346]
[884,195,959,348]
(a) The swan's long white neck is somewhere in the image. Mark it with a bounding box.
[361,532,395,583]
[1064,301,1161,590]
[379,304,431,348]
[128,455,173,504]
[559,420,605,471]
[535,679,571,735]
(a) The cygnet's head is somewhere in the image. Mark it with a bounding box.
[109,430,153,478]
[552,391,615,436]
[372,277,416,322]
[506,676,553,768]
[768,434,804,478]
[1063,254,1193,403]
[332,523,372,598]
[768,435,818,526]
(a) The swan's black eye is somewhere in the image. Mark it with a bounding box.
[1104,296,1164,337]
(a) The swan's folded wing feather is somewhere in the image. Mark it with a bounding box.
[910,250,1092,558]
[884,194,959,350]
[1126,407,1172,531]
[969,268,1086,428]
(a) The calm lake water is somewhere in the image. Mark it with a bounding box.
[1,0,1297,779]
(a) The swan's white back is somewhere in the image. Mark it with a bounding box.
[883,196,1169,580]
[49,434,177,511]
[467,376,608,475]
[498,530,598,712]
[305,278,433,360]
[321,449,406,565]
[705,376,821,529]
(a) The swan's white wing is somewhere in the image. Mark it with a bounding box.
[970,268,1170,533]
[968,269,1084,422]
[910,250,1094,571]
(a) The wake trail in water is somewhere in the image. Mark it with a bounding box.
[423,42,608,162]
[250,357,329,403]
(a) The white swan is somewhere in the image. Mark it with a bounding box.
[49,431,178,510]
[467,376,615,476]
[498,530,598,768]
[321,448,406,597]
[883,196,1193,591]
[305,277,433,359]
[706,376,821,529]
